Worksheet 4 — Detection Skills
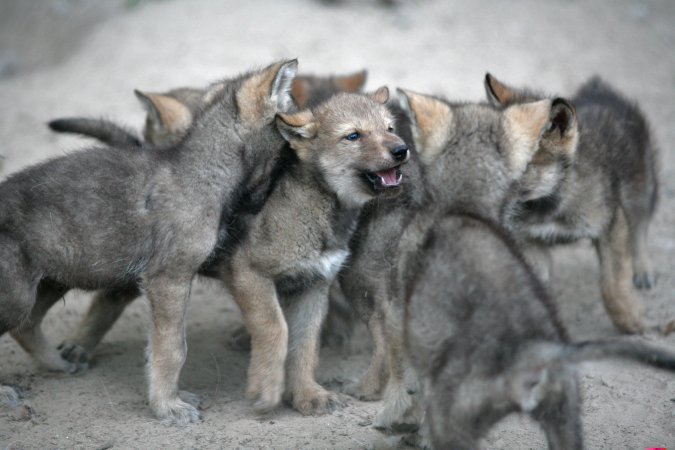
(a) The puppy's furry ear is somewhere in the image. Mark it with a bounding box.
[276,110,318,160]
[370,86,389,104]
[134,90,193,134]
[502,99,553,175]
[397,88,453,163]
[334,70,368,93]
[237,59,299,125]
[485,73,517,107]
[542,98,578,156]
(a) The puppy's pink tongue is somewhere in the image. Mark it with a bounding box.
[375,168,402,187]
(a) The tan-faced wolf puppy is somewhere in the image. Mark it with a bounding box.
[402,210,675,450]
[223,87,408,414]
[485,74,659,334]
[46,70,367,365]
[346,90,583,433]
[0,60,299,423]
[48,70,367,148]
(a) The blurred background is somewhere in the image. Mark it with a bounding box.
[0,1,674,449]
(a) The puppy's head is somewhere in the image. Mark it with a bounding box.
[276,86,409,207]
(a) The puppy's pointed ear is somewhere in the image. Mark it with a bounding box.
[397,88,453,162]
[237,59,299,125]
[334,70,368,93]
[275,110,318,160]
[542,98,578,156]
[369,86,389,104]
[502,99,553,175]
[485,73,517,107]
[134,89,193,134]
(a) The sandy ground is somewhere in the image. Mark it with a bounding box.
[1,0,674,448]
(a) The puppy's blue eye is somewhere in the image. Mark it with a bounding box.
[346,132,360,141]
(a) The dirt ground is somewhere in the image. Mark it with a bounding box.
[1,0,674,448]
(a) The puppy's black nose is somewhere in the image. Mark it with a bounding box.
[391,144,409,162]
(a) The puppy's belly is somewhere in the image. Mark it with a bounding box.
[275,249,349,296]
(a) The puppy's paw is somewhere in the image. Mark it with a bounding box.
[292,385,345,416]
[178,390,202,409]
[633,271,656,290]
[343,379,383,401]
[373,384,421,433]
[155,398,202,426]
[246,380,283,414]
[58,341,92,364]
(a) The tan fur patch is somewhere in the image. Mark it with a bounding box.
[291,78,308,109]
[236,62,282,125]
[401,90,453,163]
[334,70,367,93]
[503,99,552,175]
[146,94,193,133]
[486,74,516,105]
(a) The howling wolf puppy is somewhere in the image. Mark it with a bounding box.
[0,60,299,423]
[222,86,408,414]
[402,210,675,450]
[48,70,368,365]
[346,90,583,433]
[48,70,367,149]
[485,74,659,333]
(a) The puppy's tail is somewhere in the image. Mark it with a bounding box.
[48,117,143,148]
[564,338,675,371]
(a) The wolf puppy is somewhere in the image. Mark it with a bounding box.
[223,87,408,414]
[48,70,367,149]
[485,74,659,333]
[0,60,298,424]
[403,211,675,449]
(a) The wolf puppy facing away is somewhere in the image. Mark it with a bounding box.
[0,60,299,424]
[222,87,409,414]
[485,74,659,333]
[342,90,580,432]
[48,70,367,149]
[46,70,368,365]
[402,211,675,449]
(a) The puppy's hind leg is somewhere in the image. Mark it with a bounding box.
[343,312,388,401]
[11,279,86,373]
[594,211,644,333]
[144,275,201,425]
[59,285,141,364]
[623,201,656,290]
[284,283,344,415]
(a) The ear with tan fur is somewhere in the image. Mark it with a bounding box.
[236,59,298,125]
[369,86,389,104]
[485,73,517,107]
[333,70,367,93]
[397,88,453,161]
[275,110,318,160]
[502,99,553,175]
[542,98,578,156]
[135,89,193,134]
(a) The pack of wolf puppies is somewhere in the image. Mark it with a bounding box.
[0,59,672,449]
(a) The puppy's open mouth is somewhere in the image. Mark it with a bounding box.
[364,166,403,190]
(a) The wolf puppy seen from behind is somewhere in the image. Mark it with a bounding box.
[0,60,299,424]
[485,74,659,333]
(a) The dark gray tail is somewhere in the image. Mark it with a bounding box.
[48,117,143,148]
[565,339,675,371]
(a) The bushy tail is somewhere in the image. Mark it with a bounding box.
[565,339,675,371]
[48,117,143,148]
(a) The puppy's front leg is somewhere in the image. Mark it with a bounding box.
[227,263,287,413]
[144,276,201,425]
[283,283,343,415]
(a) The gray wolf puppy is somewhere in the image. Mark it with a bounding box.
[48,70,368,364]
[342,89,576,432]
[47,70,367,149]
[0,59,298,424]
[223,86,408,414]
[403,211,675,449]
[485,74,659,333]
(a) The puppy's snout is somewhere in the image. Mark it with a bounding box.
[391,144,409,162]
